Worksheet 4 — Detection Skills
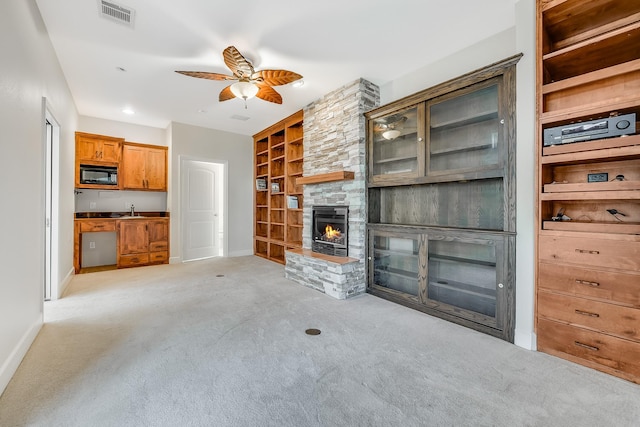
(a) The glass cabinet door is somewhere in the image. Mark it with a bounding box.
[428,79,502,176]
[369,229,422,297]
[426,233,503,328]
[370,105,424,180]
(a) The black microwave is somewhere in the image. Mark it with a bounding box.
[79,164,118,185]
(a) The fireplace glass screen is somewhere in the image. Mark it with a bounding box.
[312,206,348,257]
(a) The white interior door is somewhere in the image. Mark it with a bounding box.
[44,120,52,300]
[182,159,224,261]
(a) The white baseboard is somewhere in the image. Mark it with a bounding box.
[0,317,42,396]
[514,329,537,351]
[169,256,181,264]
[58,267,75,299]
[228,250,253,257]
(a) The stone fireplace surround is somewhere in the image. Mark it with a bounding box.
[284,78,380,299]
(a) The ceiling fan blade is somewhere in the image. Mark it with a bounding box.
[175,71,236,81]
[219,85,235,102]
[223,46,255,78]
[252,70,302,86]
[255,84,282,104]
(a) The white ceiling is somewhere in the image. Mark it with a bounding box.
[35,0,518,136]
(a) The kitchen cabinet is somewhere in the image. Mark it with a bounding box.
[75,132,123,189]
[116,217,169,268]
[75,132,123,163]
[535,0,640,383]
[74,216,170,273]
[121,142,168,191]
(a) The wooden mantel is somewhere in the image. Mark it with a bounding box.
[296,170,355,185]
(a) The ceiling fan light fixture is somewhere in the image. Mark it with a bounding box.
[382,129,401,140]
[230,80,259,100]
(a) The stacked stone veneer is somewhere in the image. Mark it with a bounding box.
[285,78,380,299]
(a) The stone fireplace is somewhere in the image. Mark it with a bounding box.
[284,78,380,299]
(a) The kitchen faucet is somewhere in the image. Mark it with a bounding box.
[130,204,135,216]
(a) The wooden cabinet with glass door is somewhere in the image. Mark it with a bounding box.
[366,55,520,342]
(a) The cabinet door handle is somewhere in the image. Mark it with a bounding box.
[574,341,599,351]
[575,249,599,255]
[575,279,600,287]
[575,309,599,318]
[95,150,99,158]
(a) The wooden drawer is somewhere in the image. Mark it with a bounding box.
[149,251,168,264]
[118,253,149,268]
[538,291,640,341]
[539,234,640,271]
[538,262,640,308]
[149,241,168,252]
[79,220,115,232]
[537,318,640,383]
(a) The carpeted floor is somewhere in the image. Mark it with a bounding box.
[1,256,639,426]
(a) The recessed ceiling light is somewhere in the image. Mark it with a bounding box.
[292,80,305,88]
[198,109,207,113]
[122,108,135,115]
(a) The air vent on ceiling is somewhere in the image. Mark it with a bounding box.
[99,0,135,28]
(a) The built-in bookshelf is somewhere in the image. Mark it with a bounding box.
[254,110,304,264]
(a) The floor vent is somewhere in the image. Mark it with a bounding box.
[99,0,135,28]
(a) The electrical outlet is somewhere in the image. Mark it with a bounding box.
[89,241,95,249]
[90,202,96,209]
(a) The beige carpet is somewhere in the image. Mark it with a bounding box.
[1,256,639,426]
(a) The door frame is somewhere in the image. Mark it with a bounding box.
[179,155,228,261]
[43,98,60,300]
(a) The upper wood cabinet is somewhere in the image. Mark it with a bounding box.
[121,142,168,191]
[75,132,123,163]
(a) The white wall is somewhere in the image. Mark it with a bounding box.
[78,115,167,146]
[378,0,536,350]
[0,0,78,394]
[169,122,253,260]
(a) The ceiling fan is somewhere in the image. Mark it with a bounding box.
[176,46,302,108]
[374,115,407,140]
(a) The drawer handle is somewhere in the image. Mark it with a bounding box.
[575,309,599,318]
[574,341,599,352]
[575,249,599,255]
[94,225,104,228]
[575,279,599,287]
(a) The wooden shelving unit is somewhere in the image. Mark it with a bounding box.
[253,110,304,264]
[535,0,640,384]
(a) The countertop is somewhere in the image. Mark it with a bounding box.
[75,211,170,219]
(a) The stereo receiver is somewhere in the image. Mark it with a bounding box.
[543,113,636,146]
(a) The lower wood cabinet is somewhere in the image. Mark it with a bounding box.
[367,224,515,341]
[536,231,640,383]
[117,218,169,268]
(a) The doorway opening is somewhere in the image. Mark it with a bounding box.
[44,99,60,300]
[180,157,227,262]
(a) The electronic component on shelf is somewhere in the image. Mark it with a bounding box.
[587,173,608,182]
[543,113,636,146]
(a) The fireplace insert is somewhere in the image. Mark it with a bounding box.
[312,206,348,257]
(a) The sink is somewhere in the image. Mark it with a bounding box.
[118,215,146,219]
